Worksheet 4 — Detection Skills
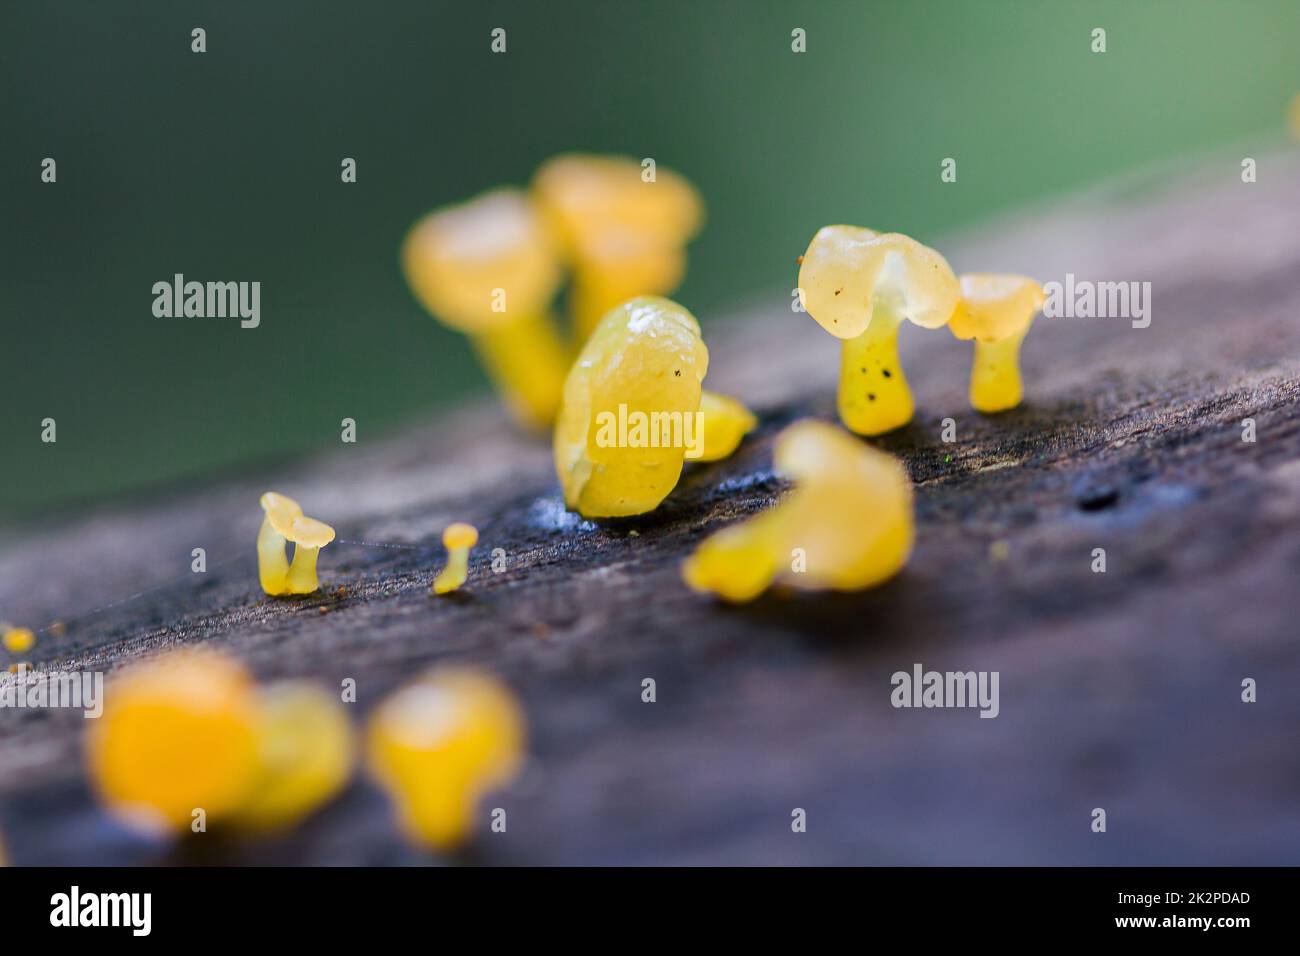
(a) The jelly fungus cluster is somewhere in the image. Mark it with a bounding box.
[402,155,703,431]
[798,225,1045,430]
[87,651,352,835]
[257,492,335,597]
[682,419,914,602]
[368,667,525,851]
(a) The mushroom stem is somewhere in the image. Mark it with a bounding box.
[257,516,292,596]
[472,312,572,430]
[285,545,323,595]
[433,549,470,595]
[837,305,914,436]
[969,335,1026,413]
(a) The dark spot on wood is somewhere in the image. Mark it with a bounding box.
[1075,484,1121,512]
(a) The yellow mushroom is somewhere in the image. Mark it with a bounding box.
[2,625,35,655]
[682,419,913,601]
[231,681,355,832]
[257,493,335,596]
[402,188,570,429]
[86,650,262,833]
[553,296,710,518]
[368,667,524,851]
[697,390,758,462]
[948,274,1045,413]
[432,522,479,595]
[798,226,961,435]
[533,154,702,342]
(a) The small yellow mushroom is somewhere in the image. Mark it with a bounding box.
[2,625,35,655]
[231,681,355,832]
[368,667,524,851]
[553,296,710,517]
[432,522,479,595]
[948,274,1045,413]
[257,493,335,596]
[682,419,914,601]
[402,188,570,429]
[86,651,261,833]
[697,390,758,462]
[533,154,703,342]
[798,226,961,435]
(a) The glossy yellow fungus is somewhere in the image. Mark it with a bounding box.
[368,667,525,851]
[257,493,335,596]
[697,389,758,462]
[948,273,1045,413]
[533,154,703,342]
[432,522,479,595]
[682,419,914,601]
[232,681,355,832]
[553,296,710,517]
[798,226,961,436]
[402,188,570,429]
[2,625,35,655]
[86,651,261,833]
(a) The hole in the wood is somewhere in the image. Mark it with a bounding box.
[1075,485,1120,512]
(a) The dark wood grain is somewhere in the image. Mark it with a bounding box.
[3,148,1299,865]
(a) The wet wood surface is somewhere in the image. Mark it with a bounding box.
[2,149,1299,865]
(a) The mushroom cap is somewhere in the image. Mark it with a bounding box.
[533,153,703,257]
[287,515,336,549]
[401,188,562,333]
[798,227,961,339]
[259,491,304,537]
[553,296,708,517]
[2,626,35,654]
[948,273,1045,343]
[442,522,479,550]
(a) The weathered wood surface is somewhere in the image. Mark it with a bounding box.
[3,150,1299,865]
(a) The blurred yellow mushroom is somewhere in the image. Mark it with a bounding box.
[257,493,335,596]
[368,667,525,851]
[87,651,261,834]
[533,154,703,342]
[1289,92,1300,142]
[948,274,1045,413]
[697,390,757,462]
[402,188,570,429]
[682,419,913,601]
[432,522,479,595]
[2,625,35,655]
[798,226,961,435]
[553,296,710,517]
[231,681,355,832]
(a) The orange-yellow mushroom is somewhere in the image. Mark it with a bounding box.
[798,226,961,435]
[432,522,479,595]
[553,296,710,517]
[402,188,570,429]
[682,419,914,601]
[86,651,261,834]
[948,274,1045,413]
[232,681,355,832]
[2,625,35,655]
[533,154,702,342]
[368,667,525,851]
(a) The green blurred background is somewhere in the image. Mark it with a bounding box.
[3,0,1296,521]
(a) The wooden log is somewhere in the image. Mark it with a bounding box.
[2,149,1299,864]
